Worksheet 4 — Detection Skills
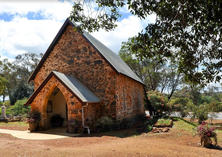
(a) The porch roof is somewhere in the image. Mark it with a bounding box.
[24,71,101,106]
[53,71,101,103]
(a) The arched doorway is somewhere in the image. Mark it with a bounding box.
[46,87,67,129]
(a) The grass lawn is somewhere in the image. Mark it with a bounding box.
[0,122,28,131]
[173,118,197,132]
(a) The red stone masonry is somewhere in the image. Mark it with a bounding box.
[34,25,116,116]
[31,76,83,128]
[30,24,144,129]
[116,74,144,121]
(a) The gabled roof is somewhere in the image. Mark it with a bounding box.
[28,18,144,85]
[24,71,101,106]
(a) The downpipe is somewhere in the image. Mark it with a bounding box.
[82,102,90,134]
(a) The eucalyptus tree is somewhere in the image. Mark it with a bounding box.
[0,52,42,104]
[0,76,8,102]
[0,58,16,102]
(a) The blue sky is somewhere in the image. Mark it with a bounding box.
[0,0,156,61]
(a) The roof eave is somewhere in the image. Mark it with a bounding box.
[119,73,145,86]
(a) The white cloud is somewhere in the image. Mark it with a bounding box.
[92,15,156,53]
[0,17,63,57]
[0,0,156,60]
[0,0,72,21]
[0,0,72,59]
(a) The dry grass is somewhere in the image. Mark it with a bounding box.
[0,122,28,131]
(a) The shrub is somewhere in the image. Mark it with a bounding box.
[0,100,10,108]
[147,90,169,117]
[144,118,157,126]
[168,98,190,117]
[10,98,30,116]
[196,122,216,137]
[118,117,133,129]
[147,125,153,132]
[27,110,41,124]
[157,118,171,125]
[131,113,147,123]
[96,116,113,128]
[66,119,80,128]
[195,121,217,147]
[188,102,209,124]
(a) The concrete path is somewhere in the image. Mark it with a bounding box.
[0,128,81,140]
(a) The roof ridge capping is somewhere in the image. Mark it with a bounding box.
[28,18,144,85]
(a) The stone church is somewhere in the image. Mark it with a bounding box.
[24,18,145,130]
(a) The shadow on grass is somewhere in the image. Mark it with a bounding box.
[171,117,197,127]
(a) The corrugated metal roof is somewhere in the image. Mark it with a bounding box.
[53,71,101,103]
[82,30,144,85]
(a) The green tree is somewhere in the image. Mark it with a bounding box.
[0,58,16,102]
[199,95,212,105]
[70,0,222,84]
[10,97,31,116]
[189,102,209,124]
[119,37,183,94]
[0,52,42,104]
[119,37,165,115]
[14,52,43,82]
[121,37,183,95]
[204,86,222,103]
[119,37,182,115]
[147,90,168,118]
[169,97,190,117]
[9,80,34,105]
[189,84,203,106]
[0,76,8,98]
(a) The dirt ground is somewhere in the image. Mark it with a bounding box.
[0,120,222,157]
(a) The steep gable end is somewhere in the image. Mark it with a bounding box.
[29,18,144,85]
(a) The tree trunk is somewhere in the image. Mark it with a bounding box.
[2,94,5,102]
[143,86,154,116]
[168,88,175,100]
[168,72,181,100]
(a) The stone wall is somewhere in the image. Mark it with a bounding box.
[115,74,144,121]
[34,25,117,120]
[83,102,101,128]
[32,23,144,127]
